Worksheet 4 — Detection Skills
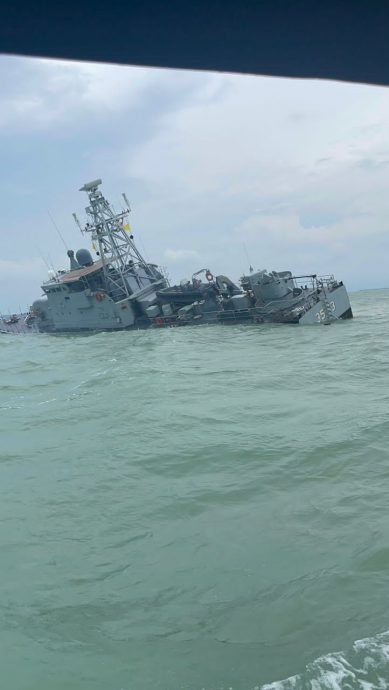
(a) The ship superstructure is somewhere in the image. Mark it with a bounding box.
[30,179,168,332]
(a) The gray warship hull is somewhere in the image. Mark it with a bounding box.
[31,264,166,334]
[152,281,352,329]
[1,314,39,335]
[29,180,353,333]
[148,269,353,328]
[31,272,353,333]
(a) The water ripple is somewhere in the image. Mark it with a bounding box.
[1,290,389,690]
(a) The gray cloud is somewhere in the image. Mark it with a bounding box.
[2,56,389,309]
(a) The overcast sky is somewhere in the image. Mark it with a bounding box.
[1,55,389,311]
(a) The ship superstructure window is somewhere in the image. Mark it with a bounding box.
[67,281,85,293]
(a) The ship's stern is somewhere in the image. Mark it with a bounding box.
[299,283,353,325]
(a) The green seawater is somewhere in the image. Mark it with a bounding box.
[1,289,389,690]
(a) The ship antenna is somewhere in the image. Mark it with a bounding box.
[47,210,69,251]
[72,213,83,233]
[243,242,254,273]
[122,192,131,211]
[47,254,57,274]
[34,244,51,272]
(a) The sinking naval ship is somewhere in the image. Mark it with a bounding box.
[30,179,169,333]
[29,179,353,332]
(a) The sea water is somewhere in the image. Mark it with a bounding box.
[1,289,389,690]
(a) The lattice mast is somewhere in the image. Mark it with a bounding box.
[73,179,150,297]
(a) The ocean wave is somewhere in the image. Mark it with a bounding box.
[262,630,389,690]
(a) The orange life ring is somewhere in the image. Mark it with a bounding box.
[95,292,105,302]
[205,270,214,282]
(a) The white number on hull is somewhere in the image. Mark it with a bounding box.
[315,301,336,322]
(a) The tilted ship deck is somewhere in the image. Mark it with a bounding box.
[27,179,353,333]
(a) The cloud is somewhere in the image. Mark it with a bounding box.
[0,257,46,280]
[127,75,389,199]
[164,248,200,261]
[0,57,200,133]
[0,258,47,312]
[119,72,389,291]
[356,157,389,171]
[3,55,389,307]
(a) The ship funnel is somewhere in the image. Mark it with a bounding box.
[79,179,102,192]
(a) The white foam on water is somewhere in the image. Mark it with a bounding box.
[261,631,389,690]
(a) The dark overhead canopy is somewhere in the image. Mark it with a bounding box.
[1,0,389,87]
